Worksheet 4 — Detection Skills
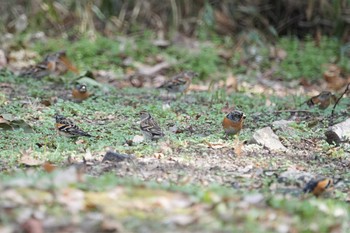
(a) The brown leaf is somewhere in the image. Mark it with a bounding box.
[234,138,245,157]
[42,162,57,173]
[205,141,227,149]
[188,83,209,91]
[164,214,196,226]
[0,115,10,125]
[226,74,238,93]
[269,47,287,60]
[136,61,170,77]
[19,154,43,166]
[221,102,235,114]
[21,217,43,233]
[0,49,7,69]
[323,64,347,91]
[19,148,43,166]
[214,10,236,34]
[0,114,33,132]
[154,153,164,159]
[152,39,171,48]
[218,49,233,61]
[40,99,52,106]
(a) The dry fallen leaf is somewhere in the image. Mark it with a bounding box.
[0,113,33,132]
[42,162,57,173]
[154,153,164,159]
[19,149,43,166]
[323,64,347,91]
[0,49,7,69]
[21,217,43,233]
[269,46,287,60]
[0,116,12,129]
[221,102,235,114]
[205,141,227,149]
[234,138,245,157]
[164,214,197,226]
[132,135,144,144]
[226,73,238,93]
[135,61,170,77]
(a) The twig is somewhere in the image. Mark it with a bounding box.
[330,82,350,125]
[273,110,311,113]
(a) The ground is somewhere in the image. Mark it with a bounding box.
[0,34,350,232]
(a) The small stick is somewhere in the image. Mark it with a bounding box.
[273,110,311,113]
[330,82,350,125]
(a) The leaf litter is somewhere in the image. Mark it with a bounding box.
[0,34,350,232]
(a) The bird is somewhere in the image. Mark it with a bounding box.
[303,178,334,197]
[222,110,246,135]
[306,91,337,109]
[158,71,198,94]
[54,114,92,137]
[20,51,78,78]
[72,84,90,102]
[139,111,164,140]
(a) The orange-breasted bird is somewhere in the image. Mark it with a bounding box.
[139,111,164,141]
[72,84,90,102]
[303,178,334,197]
[54,114,92,137]
[158,71,198,94]
[222,110,246,135]
[20,51,78,78]
[306,91,337,109]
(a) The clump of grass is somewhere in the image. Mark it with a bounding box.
[277,37,350,81]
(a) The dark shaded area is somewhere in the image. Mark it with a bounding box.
[1,0,350,40]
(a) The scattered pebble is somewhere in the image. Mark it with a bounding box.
[252,127,287,151]
[102,151,134,163]
[326,118,350,145]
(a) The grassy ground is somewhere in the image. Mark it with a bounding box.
[0,34,350,232]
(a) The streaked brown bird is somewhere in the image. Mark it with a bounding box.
[139,111,164,141]
[306,91,337,109]
[158,71,198,94]
[20,51,78,78]
[54,114,92,137]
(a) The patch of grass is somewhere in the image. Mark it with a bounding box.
[1,35,350,232]
[277,36,350,81]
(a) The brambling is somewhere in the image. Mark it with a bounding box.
[303,178,334,197]
[139,111,164,140]
[158,71,198,93]
[72,84,90,102]
[20,51,78,78]
[306,91,336,109]
[222,110,246,135]
[54,114,92,137]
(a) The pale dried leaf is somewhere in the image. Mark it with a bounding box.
[21,218,43,233]
[19,149,43,166]
[132,135,144,144]
[0,49,7,68]
[205,141,228,149]
[136,61,170,76]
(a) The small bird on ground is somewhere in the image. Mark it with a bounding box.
[20,51,78,78]
[303,178,338,197]
[72,84,90,102]
[306,91,337,109]
[54,114,92,137]
[139,111,164,140]
[222,110,246,136]
[158,71,198,94]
